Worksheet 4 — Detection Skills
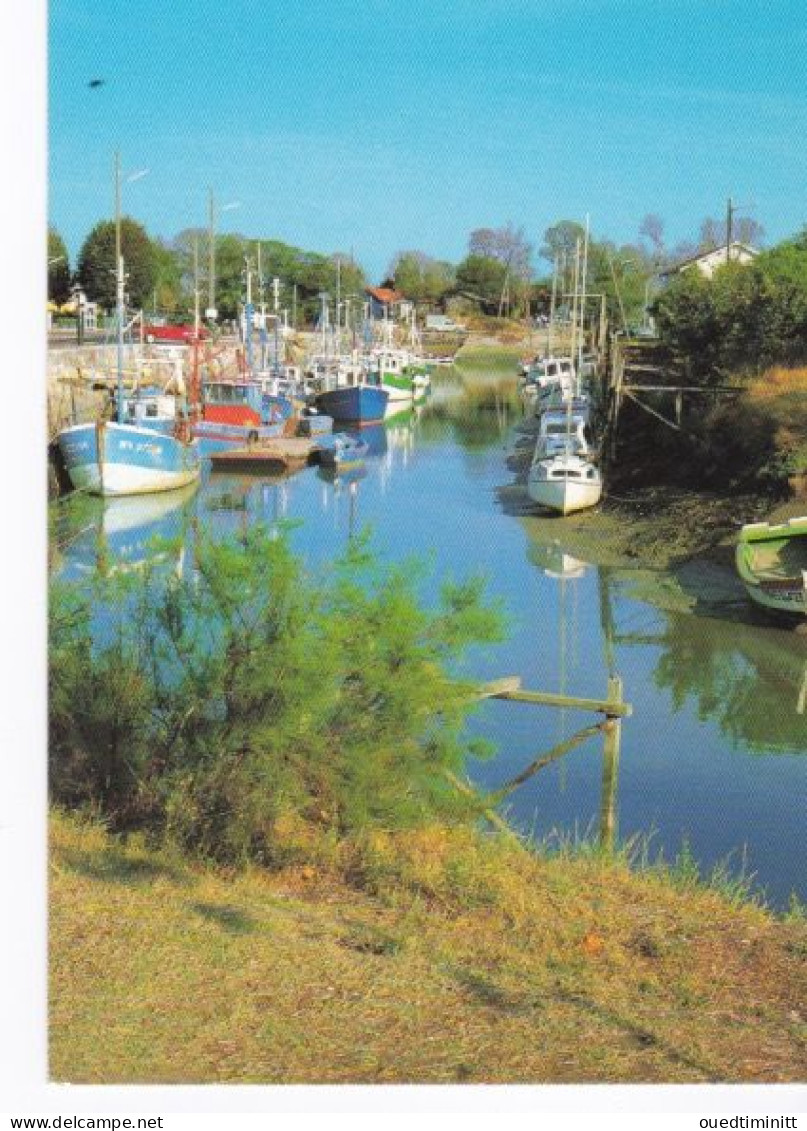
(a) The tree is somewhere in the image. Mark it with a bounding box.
[639,214,665,260]
[698,217,725,251]
[50,526,503,857]
[212,233,248,320]
[77,217,157,309]
[150,239,185,316]
[735,217,765,247]
[468,224,532,313]
[48,227,71,305]
[455,255,508,312]
[540,220,586,265]
[390,250,454,305]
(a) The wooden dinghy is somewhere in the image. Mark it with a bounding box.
[736,516,807,617]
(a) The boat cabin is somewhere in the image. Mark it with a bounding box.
[202,380,282,427]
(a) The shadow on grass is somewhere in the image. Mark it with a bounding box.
[57,846,190,888]
[189,901,257,935]
[445,962,719,1079]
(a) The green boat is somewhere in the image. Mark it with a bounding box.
[736,516,807,617]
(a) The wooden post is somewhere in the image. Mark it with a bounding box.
[675,389,683,426]
[599,675,623,851]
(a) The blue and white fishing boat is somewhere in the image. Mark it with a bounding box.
[58,418,201,496]
[56,154,201,496]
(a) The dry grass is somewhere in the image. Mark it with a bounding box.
[50,812,807,1085]
[747,366,807,403]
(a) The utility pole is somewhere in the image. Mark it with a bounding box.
[726,197,733,265]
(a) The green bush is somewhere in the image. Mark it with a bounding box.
[49,526,504,863]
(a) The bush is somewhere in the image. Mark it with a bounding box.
[49,526,504,864]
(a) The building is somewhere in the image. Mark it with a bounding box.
[661,242,759,281]
[365,286,408,320]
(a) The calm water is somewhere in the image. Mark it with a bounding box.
[52,401,807,907]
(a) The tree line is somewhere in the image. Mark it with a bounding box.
[48,209,774,328]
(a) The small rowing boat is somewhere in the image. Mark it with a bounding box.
[736,516,807,617]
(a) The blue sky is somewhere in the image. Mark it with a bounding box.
[49,0,807,281]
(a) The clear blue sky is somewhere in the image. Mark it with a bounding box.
[49,0,807,281]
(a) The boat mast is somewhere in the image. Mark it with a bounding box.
[190,232,201,419]
[579,215,591,389]
[207,189,216,321]
[547,255,558,356]
[567,238,581,449]
[114,150,125,425]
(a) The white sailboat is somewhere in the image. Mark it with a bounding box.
[527,221,602,516]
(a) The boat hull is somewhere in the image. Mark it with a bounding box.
[735,518,807,616]
[315,386,389,424]
[192,420,284,454]
[527,468,602,515]
[57,422,201,497]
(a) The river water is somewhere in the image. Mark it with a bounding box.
[51,397,807,908]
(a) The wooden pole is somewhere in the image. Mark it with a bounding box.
[599,674,623,851]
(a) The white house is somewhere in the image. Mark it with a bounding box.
[663,242,759,281]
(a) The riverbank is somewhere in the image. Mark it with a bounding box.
[50,810,807,1084]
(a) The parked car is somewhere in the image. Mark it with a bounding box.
[143,324,210,343]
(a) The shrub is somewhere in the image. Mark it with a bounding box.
[49,526,504,864]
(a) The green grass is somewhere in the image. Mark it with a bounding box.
[451,344,523,382]
[50,811,807,1084]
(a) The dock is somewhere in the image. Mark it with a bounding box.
[209,436,320,472]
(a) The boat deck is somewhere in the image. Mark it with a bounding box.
[209,437,320,472]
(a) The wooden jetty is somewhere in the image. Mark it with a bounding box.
[209,436,320,472]
[453,674,631,852]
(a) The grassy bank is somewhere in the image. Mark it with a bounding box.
[504,365,807,574]
[50,811,807,1084]
[450,342,523,382]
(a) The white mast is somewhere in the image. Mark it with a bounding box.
[114,150,125,424]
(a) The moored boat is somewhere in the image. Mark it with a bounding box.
[317,433,370,469]
[193,378,287,450]
[57,419,202,496]
[315,382,389,425]
[735,517,807,617]
[527,452,602,515]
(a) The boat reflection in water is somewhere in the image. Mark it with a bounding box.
[317,463,367,541]
[522,537,622,849]
[204,471,296,539]
[57,480,199,580]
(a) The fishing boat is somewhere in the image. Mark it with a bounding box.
[193,378,288,450]
[735,517,807,617]
[58,417,201,496]
[317,433,369,469]
[315,373,389,425]
[371,348,431,404]
[57,155,201,497]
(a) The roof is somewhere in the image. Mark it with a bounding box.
[366,286,404,305]
[664,241,759,275]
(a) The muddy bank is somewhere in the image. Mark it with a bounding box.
[501,422,806,623]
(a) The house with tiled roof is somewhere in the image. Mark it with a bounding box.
[365,286,411,319]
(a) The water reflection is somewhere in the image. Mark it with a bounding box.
[600,567,806,755]
[56,482,199,579]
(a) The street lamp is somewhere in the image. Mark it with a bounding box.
[206,194,241,322]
